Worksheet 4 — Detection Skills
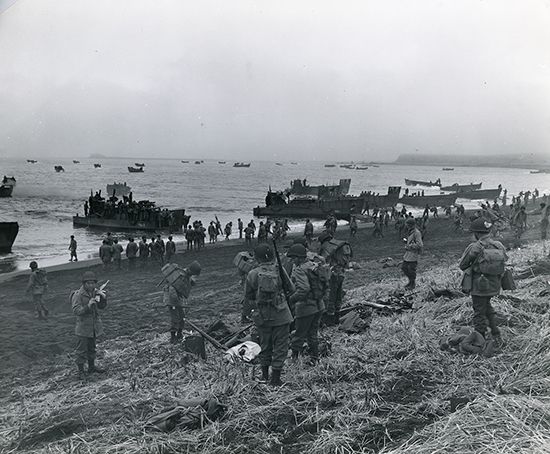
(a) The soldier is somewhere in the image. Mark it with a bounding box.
[459,218,507,343]
[304,219,314,245]
[126,237,138,270]
[165,235,176,262]
[71,271,107,380]
[224,222,232,240]
[26,261,49,319]
[287,244,326,364]
[99,240,113,270]
[69,235,78,262]
[245,244,294,386]
[105,232,113,246]
[257,221,267,243]
[248,219,256,238]
[373,216,384,238]
[319,231,352,325]
[349,216,358,237]
[401,218,423,290]
[185,228,195,250]
[139,236,149,267]
[208,221,217,243]
[112,238,123,269]
[244,224,253,246]
[238,218,244,239]
[164,261,201,343]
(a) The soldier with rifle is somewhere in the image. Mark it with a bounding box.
[245,244,294,386]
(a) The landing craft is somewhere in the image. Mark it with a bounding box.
[0,222,18,253]
[0,176,16,197]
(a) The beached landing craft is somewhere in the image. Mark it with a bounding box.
[0,222,19,253]
[399,192,458,207]
[287,178,351,198]
[456,187,502,200]
[128,166,144,173]
[233,162,251,168]
[54,165,65,172]
[404,178,442,187]
[0,176,16,197]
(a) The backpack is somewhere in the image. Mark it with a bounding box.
[256,265,281,307]
[324,239,353,267]
[306,263,330,301]
[477,243,506,276]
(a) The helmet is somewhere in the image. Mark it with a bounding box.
[29,261,38,269]
[82,271,98,283]
[188,261,202,275]
[254,244,273,262]
[292,237,308,247]
[287,244,307,258]
[469,218,492,233]
[405,218,416,226]
[318,231,332,244]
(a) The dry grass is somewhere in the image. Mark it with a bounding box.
[1,244,549,453]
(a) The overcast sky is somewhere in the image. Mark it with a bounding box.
[1,0,549,161]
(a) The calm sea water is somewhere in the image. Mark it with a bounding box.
[1,157,549,273]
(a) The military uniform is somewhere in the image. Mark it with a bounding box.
[27,268,48,319]
[245,262,293,375]
[126,239,138,269]
[165,239,176,262]
[401,226,423,289]
[459,235,507,337]
[71,285,107,369]
[164,284,186,342]
[289,261,325,360]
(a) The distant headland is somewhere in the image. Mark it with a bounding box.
[393,153,550,169]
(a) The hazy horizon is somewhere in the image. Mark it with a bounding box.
[1,0,549,161]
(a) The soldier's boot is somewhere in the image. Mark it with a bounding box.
[77,364,87,381]
[176,330,183,342]
[170,332,177,344]
[270,369,283,387]
[258,366,270,383]
[88,360,106,374]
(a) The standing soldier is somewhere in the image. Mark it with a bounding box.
[244,224,253,247]
[126,237,138,270]
[185,227,195,250]
[257,221,267,243]
[165,235,176,262]
[319,232,352,325]
[512,206,528,240]
[245,244,294,386]
[238,218,244,239]
[349,216,358,237]
[112,238,123,270]
[208,221,217,243]
[139,236,149,267]
[224,222,232,240]
[401,218,423,290]
[99,240,113,270]
[248,219,256,238]
[304,219,314,245]
[373,216,384,238]
[287,244,326,364]
[164,261,202,343]
[156,235,166,261]
[26,261,49,319]
[71,271,107,379]
[459,218,507,343]
[69,235,78,262]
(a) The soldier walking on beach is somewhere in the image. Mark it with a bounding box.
[126,237,138,270]
[71,271,108,380]
[139,236,149,267]
[459,218,507,343]
[26,261,49,319]
[401,218,423,290]
[164,261,201,343]
[99,240,113,270]
[245,244,294,386]
[165,235,176,262]
[112,238,123,270]
[69,235,78,262]
[238,218,244,239]
[304,219,314,245]
[349,216,358,237]
[287,244,326,364]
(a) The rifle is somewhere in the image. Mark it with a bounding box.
[222,323,254,349]
[186,319,226,351]
[272,239,293,307]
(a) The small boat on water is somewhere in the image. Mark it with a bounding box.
[26,159,37,163]
[324,164,336,168]
[340,164,354,169]
[442,168,454,171]
[73,160,80,164]
[181,160,189,163]
[194,161,202,164]
[404,178,441,187]
[440,182,482,192]
[291,162,298,165]
[128,166,144,173]
[0,221,19,253]
[355,166,368,170]
[0,176,16,197]
[233,162,251,168]
[135,162,145,167]
[106,182,131,197]
[94,163,102,168]
[530,169,550,174]
[54,165,65,172]
[218,161,226,164]
[275,163,283,166]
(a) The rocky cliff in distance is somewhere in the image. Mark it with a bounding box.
[394,153,550,169]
